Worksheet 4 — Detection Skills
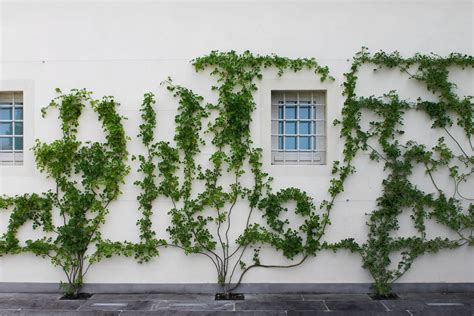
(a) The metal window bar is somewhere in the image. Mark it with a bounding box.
[0,92,23,165]
[271,91,326,165]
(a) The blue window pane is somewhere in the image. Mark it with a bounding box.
[14,137,23,150]
[285,106,296,119]
[0,137,12,150]
[278,106,283,119]
[15,122,23,135]
[0,122,13,135]
[14,108,23,120]
[278,136,283,149]
[300,106,311,119]
[300,137,311,150]
[285,137,296,150]
[285,122,297,134]
[0,108,12,120]
[299,122,311,134]
[278,121,283,134]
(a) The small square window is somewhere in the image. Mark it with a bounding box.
[271,91,326,165]
[0,92,24,165]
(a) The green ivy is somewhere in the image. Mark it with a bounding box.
[0,49,472,298]
[130,51,334,293]
[326,48,473,297]
[0,88,129,297]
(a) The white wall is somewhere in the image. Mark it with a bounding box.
[0,0,473,285]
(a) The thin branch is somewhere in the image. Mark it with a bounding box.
[444,127,469,159]
[167,243,220,273]
[228,255,308,292]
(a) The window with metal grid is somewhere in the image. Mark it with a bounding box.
[271,91,326,165]
[0,92,24,165]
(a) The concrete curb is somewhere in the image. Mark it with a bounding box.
[0,282,472,294]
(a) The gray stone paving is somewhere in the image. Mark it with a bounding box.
[0,292,472,315]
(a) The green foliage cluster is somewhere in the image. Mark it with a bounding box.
[326,48,474,297]
[129,50,334,293]
[0,89,129,297]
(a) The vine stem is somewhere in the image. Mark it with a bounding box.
[444,127,469,159]
[228,255,308,293]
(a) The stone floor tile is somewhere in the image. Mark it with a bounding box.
[398,292,466,300]
[380,300,426,311]
[0,311,118,316]
[0,299,83,311]
[79,300,153,311]
[288,312,410,316]
[146,294,215,301]
[410,311,472,316]
[303,293,371,301]
[451,292,474,300]
[325,300,386,311]
[90,294,151,301]
[152,300,234,311]
[382,299,474,311]
[244,294,303,301]
[235,300,326,311]
[122,311,285,316]
[0,293,63,300]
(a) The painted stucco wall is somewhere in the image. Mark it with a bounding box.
[0,0,473,286]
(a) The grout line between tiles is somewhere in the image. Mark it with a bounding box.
[380,301,391,311]
[322,300,330,311]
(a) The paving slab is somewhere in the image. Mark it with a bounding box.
[0,292,472,315]
[79,300,154,311]
[303,293,371,301]
[235,300,326,311]
[0,293,63,300]
[288,312,410,316]
[398,292,474,300]
[147,294,216,301]
[382,299,472,311]
[122,312,285,316]
[409,311,473,316]
[0,299,84,310]
[152,300,234,311]
[0,311,118,316]
[325,300,386,311]
[90,294,151,301]
[243,294,303,301]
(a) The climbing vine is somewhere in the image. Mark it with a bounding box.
[0,49,472,298]
[326,48,474,297]
[132,51,334,294]
[0,89,129,297]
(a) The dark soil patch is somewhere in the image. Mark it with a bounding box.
[60,293,93,300]
[369,293,399,300]
[215,293,245,300]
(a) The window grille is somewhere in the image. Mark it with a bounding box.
[271,91,326,165]
[0,92,24,165]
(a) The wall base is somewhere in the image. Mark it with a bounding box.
[0,283,472,294]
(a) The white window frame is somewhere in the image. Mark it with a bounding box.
[271,90,326,165]
[257,77,337,178]
[0,91,24,165]
[0,80,35,177]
